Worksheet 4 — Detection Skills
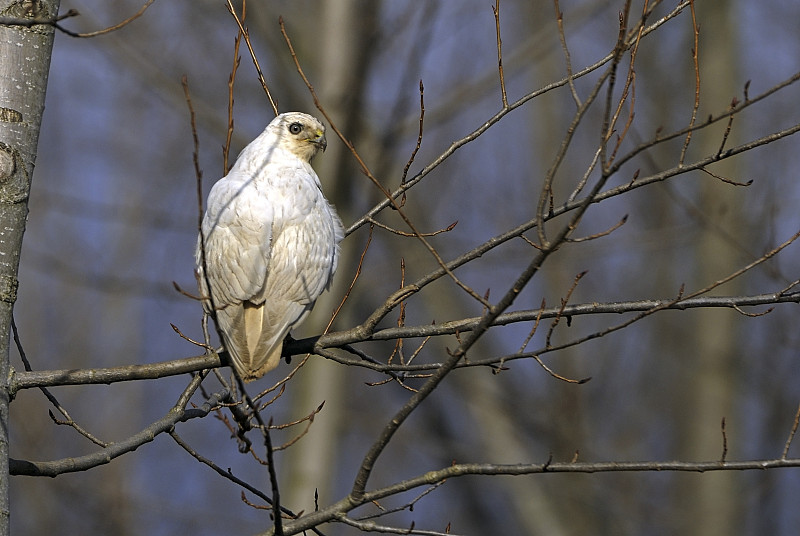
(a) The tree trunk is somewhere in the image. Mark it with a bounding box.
[680,2,742,533]
[0,1,60,533]
[280,0,377,513]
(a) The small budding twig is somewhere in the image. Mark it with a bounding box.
[388,259,407,365]
[553,0,581,107]
[720,417,728,463]
[565,214,628,243]
[716,97,739,158]
[71,0,154,38]
[400,80,426,207]
[731,304,773,318]
[492,0,508,108]
[224,0,245,174]
[605,0,647,167]
[365,217,457,237]
[699,166,752,187]
[782,402,800,460]
[323,224,374,336]
[532,354,590,384]
[546,271,587,348]
[19,2,154,38]
[170,323,214,351]
[679,0,700,165]
[515,298,546,356]
[252,353,311,403]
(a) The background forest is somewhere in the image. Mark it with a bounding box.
[4,0,800,535]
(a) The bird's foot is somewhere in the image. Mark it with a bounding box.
[282,333,296,364]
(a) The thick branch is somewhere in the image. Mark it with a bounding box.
[9,353,221,394]
[10,290,799,390]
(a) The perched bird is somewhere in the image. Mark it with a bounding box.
[196,112,344,381]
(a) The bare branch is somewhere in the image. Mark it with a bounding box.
[278,456,800,534]
[720,417,728,463]
[11,317,107,448]
[348,1,695,236]
[10,354,221,393]
[0,2,154,38]
[10,287,799,394]
[679,0,700,165]
[492,0,508,108]
[782,403,800,460]
[279,17,492,311]
[565,214,628,243]
[553,0,581,107]
[225,0,278,116]
[10,374,217,477]
[400,79,426,199]
[224,0,245,174]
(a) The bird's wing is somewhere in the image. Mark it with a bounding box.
[260,203,341,307]
[217,165,340,381]
[196,171,274,308]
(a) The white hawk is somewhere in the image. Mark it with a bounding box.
[196,112,344,381]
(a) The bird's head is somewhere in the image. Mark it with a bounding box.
[269,112,327,162]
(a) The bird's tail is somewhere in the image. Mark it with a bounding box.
[217,300,306,382]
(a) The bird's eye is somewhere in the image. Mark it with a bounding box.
[288,122,303,135]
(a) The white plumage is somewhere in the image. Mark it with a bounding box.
[196,112,344,381]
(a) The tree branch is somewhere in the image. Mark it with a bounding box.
[276,456,800,535]
[10,374,223,477]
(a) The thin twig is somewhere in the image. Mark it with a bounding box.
[699,166,752,187]
[782,402,800,460]
[224,0,245,174]
[545,271,586,348]
[171,323,214,350]
[1,2,154,38]
[514,298,546,356]
[606,0,648,167]
[225,0,278,116]
[233,376,284,536]
[335,514,459,536]
[170,430,326,535]
[11,316,108,447]
[398,79,426,208]
[181,77,204,232]
[553,0,581,107]
[720,417,728,463]
[67,0,155,37]
[679,0,700,165]
[366,217,457,237]
[318,224,373,353]
[347,1,694,236]
[716,97,739,158]
[280,17,492,310]
[532,354,591,384]
[10,373,212,476]
[565,214,627,243]
[492,0,508,108]
[388,259,407,365]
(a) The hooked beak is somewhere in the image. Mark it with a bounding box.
[312,131,327,152]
